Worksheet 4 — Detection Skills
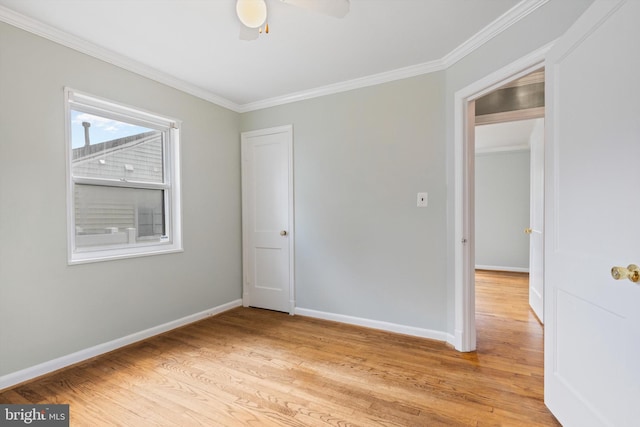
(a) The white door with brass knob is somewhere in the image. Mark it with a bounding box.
[241,125,294,314]
[545,1,640,425]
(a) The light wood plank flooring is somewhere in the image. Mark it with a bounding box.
[0,270,558,426]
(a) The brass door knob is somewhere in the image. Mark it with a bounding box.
[280,230,288,236]
[524,228,533,234]
[611,264,640,283]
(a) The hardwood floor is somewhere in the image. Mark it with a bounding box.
[1,271,558,426]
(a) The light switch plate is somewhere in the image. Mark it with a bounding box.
[417,192,428,207]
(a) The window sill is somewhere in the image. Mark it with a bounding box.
[68,244,184,265]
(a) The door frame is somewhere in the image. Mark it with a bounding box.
[240,125,296,315]
[453,44,551,352]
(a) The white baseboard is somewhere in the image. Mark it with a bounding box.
[475,265,529,273]
[0,299,242,391]
[295,307,449,343]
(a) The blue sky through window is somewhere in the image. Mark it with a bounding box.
[71,110,154,148]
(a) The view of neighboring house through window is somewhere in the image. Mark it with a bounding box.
[66,89,182,263]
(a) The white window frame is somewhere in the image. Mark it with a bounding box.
[65,88,183,264]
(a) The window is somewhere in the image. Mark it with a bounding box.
[65,88,182,264]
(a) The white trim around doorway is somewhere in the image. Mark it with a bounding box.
[452,43,553,352]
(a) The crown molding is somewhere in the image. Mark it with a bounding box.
[475,144,530,155]
[442,0,549,68]
[239,0,550,112]
[0,5,241,112]
[237,59,446,113]
[0,0,549,114]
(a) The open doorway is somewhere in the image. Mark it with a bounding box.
[453,53,547,352]
[473,68,545,333]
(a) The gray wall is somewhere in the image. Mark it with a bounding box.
[0,22,242,376]
[241,74,448,330]
[475,150,530,270]
[244,1,594,336]
[0,0,596,379]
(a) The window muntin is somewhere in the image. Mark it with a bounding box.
[66,89,182,263]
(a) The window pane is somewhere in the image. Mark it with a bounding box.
[74,184,165,248]
[71,110,164,183]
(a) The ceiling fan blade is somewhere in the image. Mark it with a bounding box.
[280,0,350,18]
[239,25,260,41]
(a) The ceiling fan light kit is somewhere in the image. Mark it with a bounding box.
[236,0,350,41]
[236,0,267,28]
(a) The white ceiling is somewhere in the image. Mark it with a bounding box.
[0,0,540,111]
[475,118,543,153]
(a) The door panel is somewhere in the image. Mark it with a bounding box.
[241,126,294,314]
[254,141,285,232]
[255,247,286,290]
[545,1,640,425]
